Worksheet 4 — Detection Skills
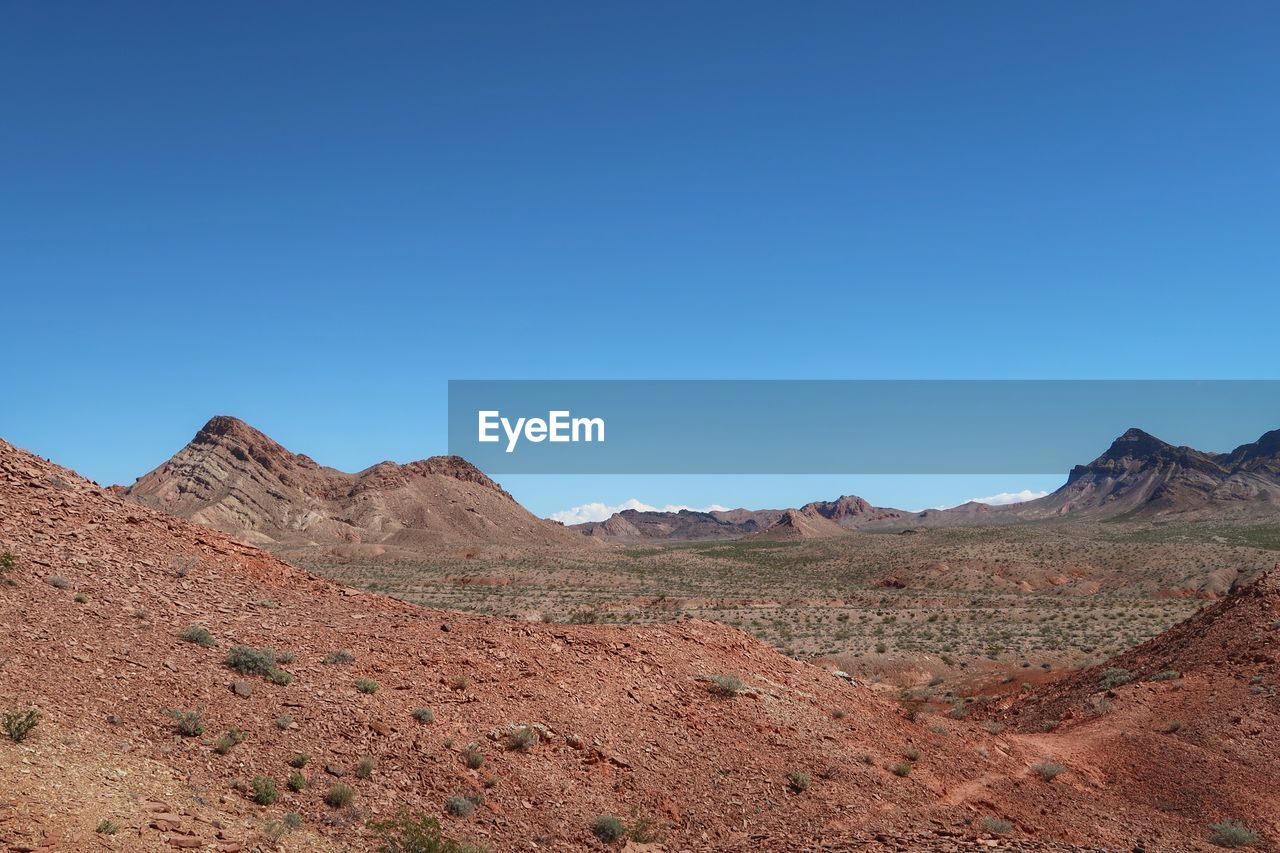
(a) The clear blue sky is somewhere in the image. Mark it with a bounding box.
[3,2,1278,518]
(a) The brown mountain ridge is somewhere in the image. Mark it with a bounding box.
[124,416,584,557]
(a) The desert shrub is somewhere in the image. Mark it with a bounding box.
[275,715,292,730]
[225,645,292,684]
[251,775,278,805]
[890,762,911,777]
[1162,720,1184,734]
[357,756,376,779]
[705,674,744,697]
[412,707,434,724]
[786,772,812,793]
[167,709,204,737]
[276,651,296,664]
[875,642,888,653]
[370,810,481,852]
[283,812,302,830]
[325,783,354,808]
[289,752,310,768]
[505,725,538,752]
[180,624,216,647]
[832,707,846,719]
[1040,719,1059,732]
[95,819,119,835]
[0,552,15,573]
[448,674,470,691]
[591,815,626,842]
[1099,667,1132,690]
[266,668,294,686]
[902,747,920,762]
[1151,669,1181,681]
[979,817,1013,836]
[1032,760,1066,782]
[356,678,380,694]
[1208,819,1260,848]
[462,744,485,770]
[445,794,476,818]
[74,592,88,603]
[214,727,246,754]
[287,771,307,792]
[629,814,660,843]
[47,576,71,589]
[324,650,355,664]
[3,708,39,743]
[981,720,1005,734]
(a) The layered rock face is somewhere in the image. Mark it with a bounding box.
[125,416,584,554]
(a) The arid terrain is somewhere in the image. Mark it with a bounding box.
[3,426,1279,851]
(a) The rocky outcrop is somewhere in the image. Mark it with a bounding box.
[124,416,583,554]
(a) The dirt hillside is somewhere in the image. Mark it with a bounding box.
[1,436,1273,851]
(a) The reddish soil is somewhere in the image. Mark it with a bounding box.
[1,436,1275,851]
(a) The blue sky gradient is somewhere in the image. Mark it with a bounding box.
[3,2,1278,517]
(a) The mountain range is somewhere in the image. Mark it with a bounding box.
[573,427,1280,541]
[119,419,1280,552]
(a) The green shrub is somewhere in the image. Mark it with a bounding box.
[287,771,306,792]
[95,819,119,835]
[706,674,744,697]
[412,707,434,724]
[251,775,279,805]
[1040,719,1059,732]
[265,668,294,686]
[370,811,480,852]
[445,794,476,818]
[462,744,484,770]
[591,815,626,842]
[3,707,39,743]
[225,645,292,684]
[448,674,469,691]
[180,624,216,647]
[890,762,911,777]
[167,708,203,737]
[1099,667,1132,690]
[1208,819,1260,848]
[214,727,245,754]
[505,725,538,752]
[1151,670,1181,681]
[73,592,88,603]
[0,552,15,573]
[786,772,811,793]
[356,677,379,694]
[289,752,310,768]
[357,756,376,779]
[324,650,355,664]
[1032,760,1066,782]
[283,812,302,831]
[275,715,292,730]
[325,783,354,808]
[902,747,920,762]
[276,651,296,664]
[979,817,1013,836]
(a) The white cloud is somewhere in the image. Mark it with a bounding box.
[931,489,1050,510]
[549,499,730,525]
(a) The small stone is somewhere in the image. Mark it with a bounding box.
[231,680,252,698]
